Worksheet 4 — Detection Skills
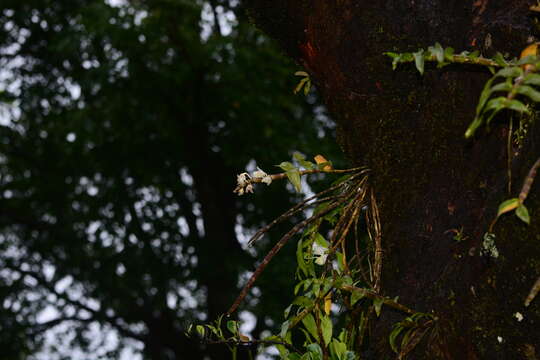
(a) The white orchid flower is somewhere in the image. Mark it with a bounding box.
[261,175,272,185]
[236,172,251,187]
[252,167,267,179]
[312,242,328,266]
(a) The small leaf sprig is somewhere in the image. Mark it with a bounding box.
[294,71,312,96]
[490,156,539,230]
[384,42,507,75]
[465,47,540,138]
[234,153,353,196]
[385,42,540,138]
[389,312,437,359]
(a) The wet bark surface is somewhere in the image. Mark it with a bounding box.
[245,1,540,358]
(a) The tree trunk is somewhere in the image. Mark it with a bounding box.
[244,1,540,358]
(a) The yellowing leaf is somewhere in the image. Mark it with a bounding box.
[314,154,332,171]
[239,333,250,342]
[324,293,332,315]
[496,198,519,217]
[520,43,539,59]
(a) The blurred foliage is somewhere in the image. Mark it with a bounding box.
[0,0,341,358]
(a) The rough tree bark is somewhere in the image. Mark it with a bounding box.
[245,1,540,359]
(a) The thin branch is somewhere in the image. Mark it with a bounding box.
[248,193,345,247]
[394,54,504,69]
[519,156,540,204]
[367,189,383,292]
[525,275,540,307]
[28,316,95,336]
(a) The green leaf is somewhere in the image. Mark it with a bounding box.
[465,116,483,139]
[286,169,302,192]
[516,85,540,102]
[344,351,356,360]
[284,303,293,319]
[295,71,309,77]
[227,320,238,335]
[523,73,540,86]
[497,198,519,217]
[493,52,508,66]
[336,251,344,273]
[293,296,314,308]
[389,326,404,353]
[196,325,206,337]
[469,50,480,59]
[299,159,315,170]
[351,288,366,306]
[505,99,530,113]
[304,80,311,96]
[516,204,530,225]
[293,152,306,162]
[313,201,330,216]
[278,161,296,172]
[495,66,522,78]
[444,46,454,61]
[384,52,399,59]
[517,55,537,66]
[314,233,329,248]
[293,152,315,170]
[401,328,414,349]
[276,343,290,359]
[321,315,333,346]
[306,343,323,360]
[490,80,512,93]
[323,205,343,225]
[297,238,309,277]
[384,52,402,70]
[413,49,425,75]
[429,42,444,63]
[302,314,319,341]
[484,96,507,112]
[280,321,291,339]
[294,78,308,94]
[330,339,347,360]
[206,324,219,337]
[373,297,384,317]
[475,77,496,116]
